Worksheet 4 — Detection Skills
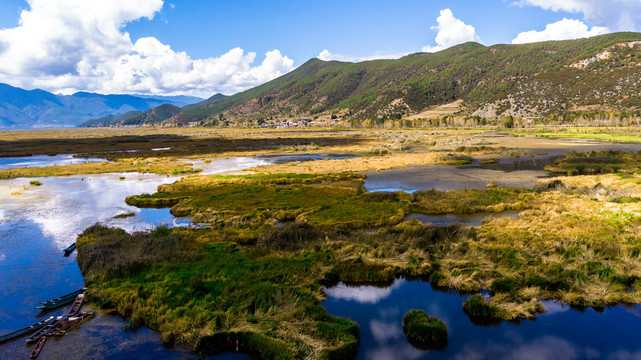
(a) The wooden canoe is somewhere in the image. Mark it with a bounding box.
[30,336,46,359]
[36,288,85,310]
[67,293,84,317]
[63,243,76,256]
[0,316,55,344]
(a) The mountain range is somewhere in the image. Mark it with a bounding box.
[0,83,203,128]
[4,32,641,129]
[167,32,641,125]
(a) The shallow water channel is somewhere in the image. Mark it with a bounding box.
[0,154,107,170]
[1,142,641,359]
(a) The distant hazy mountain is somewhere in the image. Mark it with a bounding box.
[77,111,141,128]
[0,83,203,128]
[181,93,229,111]
[118,104,182,126]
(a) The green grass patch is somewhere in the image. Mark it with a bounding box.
[126,173,407,230]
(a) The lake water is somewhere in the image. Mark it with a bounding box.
[0,154,106,170]
[323,279,641,360]
[0,172,186,359]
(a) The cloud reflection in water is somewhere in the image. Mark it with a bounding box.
[324,280,404,304]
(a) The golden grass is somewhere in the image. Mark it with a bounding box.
[0,158,199,179]
[247,152,472,174]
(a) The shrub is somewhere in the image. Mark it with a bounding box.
[402,310,448,350]
[463,294,504,319]
[152,225,172,237]
[490,278,520,293]
[429,271,446,284]
[363,191,398,202]
[30,180,42,186]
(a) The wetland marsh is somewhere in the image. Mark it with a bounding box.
[2,127,641,359]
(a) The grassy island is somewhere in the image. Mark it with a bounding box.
[0,157,201,179]
[402,310,448,350]
[544,150,641,175]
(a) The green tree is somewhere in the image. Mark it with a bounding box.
[503,116,514,128]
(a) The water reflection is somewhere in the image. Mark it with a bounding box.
[364,165,550,192]
[188,153,359,175]
[324,280,404,304]
[3,173,178,248]
[322,279,641,360]
[257,153,359,164]
[0,154,105,170]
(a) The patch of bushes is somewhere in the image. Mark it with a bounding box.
[362,191,398,202]
[258,222,319,251]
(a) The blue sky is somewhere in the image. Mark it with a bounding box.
[0,0,639,96]
[119,0,564,62]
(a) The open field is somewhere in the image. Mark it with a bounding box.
[511,126,641,143]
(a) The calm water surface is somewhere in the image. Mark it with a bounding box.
[0,154,106,170]
[323,279,641,360]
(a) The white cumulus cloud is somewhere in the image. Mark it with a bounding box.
[0,0,295,97]
[512,18,609,44]
[317,49,407,62]
[422,9,481,53]
[515,0,641,32]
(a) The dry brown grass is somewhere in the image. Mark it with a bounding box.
[247,152,474,174]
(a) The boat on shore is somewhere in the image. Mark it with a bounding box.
[30,336,46,359]
[26,311,94,344]
[35,288,85,310]
[63,243,76,256]
[0,316,55,344]
[67,293,84,317]
[25,322,61,344]
[52,311,95,336]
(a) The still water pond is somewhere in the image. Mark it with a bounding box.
[323,279,641,360]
